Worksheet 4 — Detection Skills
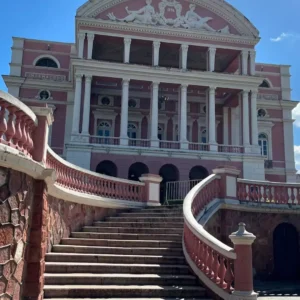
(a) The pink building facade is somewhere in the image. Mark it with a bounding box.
[3,0,297,184]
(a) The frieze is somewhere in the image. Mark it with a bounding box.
[25,72,66,82]
[257,94,279,101]
[106,0,230,33]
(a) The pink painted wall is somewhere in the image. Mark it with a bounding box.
[91,152,243,180]
[255,64,280,73]
[265,174,286,182]
[51,104,67,150]
[272,122,285,161]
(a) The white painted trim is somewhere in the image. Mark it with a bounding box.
[33,54,61,68]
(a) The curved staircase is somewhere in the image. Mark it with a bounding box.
[44,206,212,299]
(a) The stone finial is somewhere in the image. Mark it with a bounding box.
[229,223,256,245]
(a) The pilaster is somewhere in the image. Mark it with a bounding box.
[250,90,258,146]
[241,50,249,75]
[180,84,188,149]
[208,87,216,148]
[150,82,160,147]
[124,38,132,63]
[71,74,83,137]
[207,47,216,72]
[223,107,229,145]
[180,44,189,70]
[120,79,130,145]
[249,50,256,76]
[78,32,86,59]
[87,33,95,60]
[153,41,161,66]
[81,75,93,137]
[242,90,250,147]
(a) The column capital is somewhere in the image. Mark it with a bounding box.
[242,89,251,96]
[208,86,216,92]
[75,73,83,81]
[122,78,130,85]
[85,75,93,82]
[78,32,86,40]
[124,37,132,45]
[87,33,95,40]
[151,81,160,88]
[181,44,189,51]
[249,50,256,57]
[251,89,258,96]
[241,49,249,56]
[181,84,188,90]
[208,47,217,53]
[153,41,161,48]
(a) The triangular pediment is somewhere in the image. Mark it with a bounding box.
[77,0,259,38]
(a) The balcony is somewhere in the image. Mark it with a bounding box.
[71,135,256,157]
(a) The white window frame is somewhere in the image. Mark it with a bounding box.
[258,121,275,160]
[258,133,269,158]
[33,55,61,69]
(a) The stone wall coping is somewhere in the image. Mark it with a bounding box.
[213,166,241,176]
[30,106,54,126]
[0,90,37,125]
[238,178,300,187]
[139,174,163,184]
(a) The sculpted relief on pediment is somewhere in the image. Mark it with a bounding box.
[106,0,230,34]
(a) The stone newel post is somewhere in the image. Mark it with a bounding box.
[139,174,162,206]
[229,223,257,300]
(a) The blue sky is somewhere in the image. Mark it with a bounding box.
[0,0,299,167]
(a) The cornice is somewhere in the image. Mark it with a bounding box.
[72,59,263,90]
[77,18,258,47]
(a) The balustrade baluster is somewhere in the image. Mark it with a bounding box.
[224,259,234,292]
[218,256,226,289]
[0,103,7,142]
[213,251,220,283]
[288,187,292,204]
[5,107,16,145]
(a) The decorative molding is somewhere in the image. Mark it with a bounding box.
[33,54,61,68]
[257,93,279,101]
[25,72,67,82]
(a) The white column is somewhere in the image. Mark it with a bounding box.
[81,75,93,136]
[208,87,216,148]
[250,90,258,146]
[124,38,131,63]
[231,107,238,145]
[152,41,160,66]
[71,74,83,136]
[87,33,95,60]
[120,79,130,145]
[223,107,229,145]
[207,47,216,72]
[242,90,250,147]
[150,82,159,147]
[78,33,85,59]
[241,50,248,75]
[180,84,188,149]
[180,44,189,70]
[249,50,256,76]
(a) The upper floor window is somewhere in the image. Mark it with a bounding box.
[258,133,268,157]
[97,121,111,137]
[259,80,270,88]
[35,57,58,68]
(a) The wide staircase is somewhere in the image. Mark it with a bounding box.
[44,206,212,299]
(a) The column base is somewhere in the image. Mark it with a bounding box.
[120,137,129,146]
[209,144,218,151]
[80,133,90,143]
[71,134,84,142]
[244,145,252,154]
[231,290,258,300]
[151,139,160,148]
[180,141,189,150]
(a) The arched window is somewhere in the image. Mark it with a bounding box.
[258,133,268,157]
[128,123,137,139]
[201,129,207,143]
[257,108,267,118]
[35,57,58,68]
[96,160,117,177]
[97,121,111,137]
[259,80,270,88]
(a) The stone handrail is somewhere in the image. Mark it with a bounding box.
[0,90,38,158]
[46,147,146,202]
[183,174,237,300]
[237,178,300,204]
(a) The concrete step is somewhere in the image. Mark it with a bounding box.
[71,232,182,241]
[105,217,184,223]
[82,226,183,235]
[45,263,191,274]
[131,207,182,213]
[119,212,183,218]
[44,274,197,286]
[44,285,206,298]
[52,245,183,256]
[45,253,186,265]
[93,222,183,228]
[61,238,181,248]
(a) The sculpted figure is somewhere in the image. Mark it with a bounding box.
[107,0,156,25]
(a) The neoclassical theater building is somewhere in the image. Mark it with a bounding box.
[3,0,297,183]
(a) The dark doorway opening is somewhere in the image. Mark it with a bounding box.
[128,162,149,181]
[159,164,179,204]
[273,223,300,280]
[96,160,118,177]
[189,166,209,180]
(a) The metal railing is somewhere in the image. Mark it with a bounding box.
[165,179,201,205]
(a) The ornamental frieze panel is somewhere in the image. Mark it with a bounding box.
[102,0,232,34]
[257,93,279,101]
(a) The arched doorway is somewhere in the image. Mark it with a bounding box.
[96,160,118,177]
[128,162,149,181]
[159,164,179,204]
[189,166,209,181]
[273,223,300,280]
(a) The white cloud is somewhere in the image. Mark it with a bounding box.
[294,145,300,171]
[270,32,300,42]
[292,103,300,127]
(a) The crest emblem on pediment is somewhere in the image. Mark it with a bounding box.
[106,0,230,33]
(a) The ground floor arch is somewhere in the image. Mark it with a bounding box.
[189,166,209,180]
[273,223,300,280]
[96,160,118,177]
[128,162,149,181]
